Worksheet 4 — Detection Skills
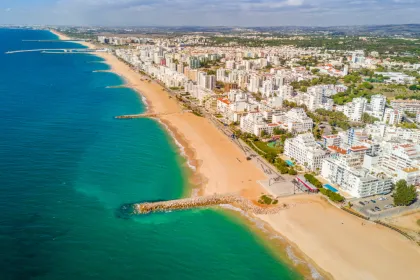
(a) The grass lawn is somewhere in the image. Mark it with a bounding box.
[253,140,281,154]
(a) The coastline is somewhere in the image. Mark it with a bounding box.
[50,29,420,280]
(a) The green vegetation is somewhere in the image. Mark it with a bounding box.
[192,109,203,117]
[332,84,377,105]
[409,85,420,91]
[393,180,417,206]
[395,92,420,100]
[304,174,323,188]
[319,188,345,203]
[258,194,278,205]
[405,111,417,118]
[282,100,307,110]
[307,109,354,130]
[296,57,318,67]
[290,75,339,92]
[235,131,295,174]
[205,69,217,75]
[207,36,420,56]
[397,122,418,129]
[361,113,380,124]
[304,174,345,202]
[253,140,281,155]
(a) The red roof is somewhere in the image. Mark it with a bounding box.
[328,145,347,155]
[323,135,339,139]
[218,98,230,105]
[350,146,369,152]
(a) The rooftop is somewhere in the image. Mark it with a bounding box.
[328,145,347,155]
[350,146,369,152]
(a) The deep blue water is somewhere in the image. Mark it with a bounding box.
[0,29,301,280]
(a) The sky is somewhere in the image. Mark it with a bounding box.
[0,0,419,27]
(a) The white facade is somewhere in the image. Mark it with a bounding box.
[240,112,279,136]
[383,108,403,125]
[390,100,420,114]
[272,108,313,133]
[344,97,367,122]
[321,156,393,198]
[284,133,327,171]
[365,94,386,120]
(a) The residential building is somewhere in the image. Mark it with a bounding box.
[284,133,327,171]
[272,108,313,133]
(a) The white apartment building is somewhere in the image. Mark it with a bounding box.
[278,85,293,99]
[390,100,420,114]
[383,108,403,125]
[240,112,279,136]
[321,148,393,198]
[284,133,327,171]
[396,167,420,187]
[216,90,255,123]
[343,97,367,122]
[322,134,341,148]
[380,144,420,175]
[365,94,386,119]
[375,72,416,84]
[272,108,313,133]
[308,87,323,111]
[247,75,262,93]
[321,154,392,197]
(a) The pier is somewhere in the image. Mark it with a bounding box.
[114,112,179,119]
[133,194,288,215]
[22,39,87,42]
[5,48,98,54]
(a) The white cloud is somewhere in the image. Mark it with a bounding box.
[5,8,12,12]
[0,0,418,26]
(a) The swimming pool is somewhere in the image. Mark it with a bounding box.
[324,184,339,193]
[285,160,294,167]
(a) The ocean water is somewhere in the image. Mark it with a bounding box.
[0,29,301,280]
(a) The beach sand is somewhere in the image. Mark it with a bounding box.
[51,30,420,279]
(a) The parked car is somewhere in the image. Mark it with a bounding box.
[371,200,376,203]
[375,206,380,211]
[359,201,365,206]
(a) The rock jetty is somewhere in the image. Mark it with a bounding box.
[133,194,287,215]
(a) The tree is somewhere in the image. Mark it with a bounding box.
[361,112,380,124]
[393,180,417,206]
[260,130,268,138]
[273,127,286,135]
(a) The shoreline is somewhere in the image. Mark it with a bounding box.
[49,29,420,280]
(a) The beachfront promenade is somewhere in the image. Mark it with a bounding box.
[134,194,288,215]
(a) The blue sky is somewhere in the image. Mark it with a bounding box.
[0,0,419,26]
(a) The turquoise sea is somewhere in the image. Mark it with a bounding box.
[0,29,301,279]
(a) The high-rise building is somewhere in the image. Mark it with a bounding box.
[284,133,327,171]
[206,75,216,90]
[247,75,261,93]
[189,57,201,69]
[198,71,207,88]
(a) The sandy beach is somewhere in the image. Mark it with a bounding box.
[51,29,420,279]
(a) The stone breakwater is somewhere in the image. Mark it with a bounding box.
[115,113,154,119]
[133,194,288,215]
